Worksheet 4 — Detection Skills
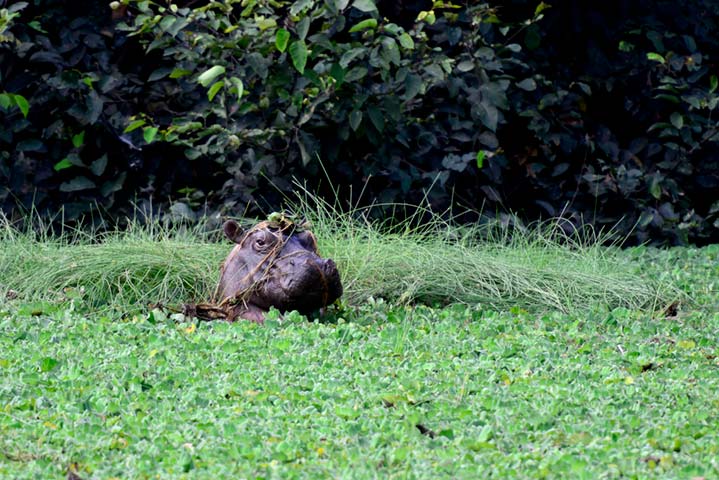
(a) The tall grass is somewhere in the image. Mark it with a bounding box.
[292,191,676,313]
[0,195,677,315]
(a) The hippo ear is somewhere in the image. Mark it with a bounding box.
[223,220,244,243]
[297,230,319,253]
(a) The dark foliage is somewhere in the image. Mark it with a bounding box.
[1,0,718,244]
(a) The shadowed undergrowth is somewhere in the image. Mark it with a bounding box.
[0,196,678,315]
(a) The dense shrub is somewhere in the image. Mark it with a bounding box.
[1,0,718,244]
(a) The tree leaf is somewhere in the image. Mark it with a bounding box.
[646,52,665,64]
[398,33,414,50]
[207,80,224,101]
[148,68,171,81]
[290,0,313,16]
[340,47,366,68]
[648,177,662,199]
[12,94,29,118]
[197,65,226,87]
[124,119,146,133]
[296,16,310,40]
[710,75,718,94]
[100,172,127,196]
[403,73,422,100]
[60,176,95,192]
[534,1,551,16]
[143,126,159,144]
[72,131,85,148]
[8,2,28,13]
[670,112,683,129]
[516,78,537,91]
[352,0,376,12]
[17,139,44,152]
[345,67,368,82]
[229,77,244,103]
[330,63,345,86]
[367,106,384,132]
[54,158,74,172]
[289,40,308,74]
[90,154,108,176]
[170,68,192,79]
[334,0,350,10]
[276,28,290,53]
[349,110,362,131]
[0,94,11,110]
[381,37,400,66]
[476,151,486,169]
[476,103,499,132]
[349,18,377,33]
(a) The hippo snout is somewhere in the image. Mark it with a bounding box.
[274,254,342,312]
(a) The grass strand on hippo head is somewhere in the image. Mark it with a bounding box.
[0,198,679,317]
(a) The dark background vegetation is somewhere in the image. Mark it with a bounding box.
[1,0,718,245]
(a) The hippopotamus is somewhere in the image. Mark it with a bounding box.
[206,216,343,323]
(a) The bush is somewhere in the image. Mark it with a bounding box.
[1,0,718,244]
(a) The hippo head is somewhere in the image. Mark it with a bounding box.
[216,219,343,323]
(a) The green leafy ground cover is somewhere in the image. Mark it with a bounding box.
[1,243,718,478]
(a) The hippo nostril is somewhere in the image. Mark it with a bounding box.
[323,259,337,274]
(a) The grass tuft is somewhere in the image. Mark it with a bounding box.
[0,196,677,315]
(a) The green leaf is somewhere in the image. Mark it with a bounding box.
[333,0,350,9]
[476,151,486,169]
[670,112,683,129]
[72,131,85,148]
[59,176,95,192]
[618,40,635,52]
[398,33,414,50]
[352,0,376,12]
[229,77,244,103]
[12,94,29,118]
[170,68,192,79]
[276,28,290,52]
[17,139,44,152]
[8,2,29,13]
[404,73,422,100]
[646,52,665,64]
[381,37,400,66]
[296,16,310,40]
[349,110,362,131]
[256,16,277,31]
[148,68,171,81]
[0,94,11,110]
[290,0,313,16]
[534,1,551,16]
[330,63,345,86]
[143,126,159,144]
[207,80,225,101]
[349,18,377,33]
[40,357,58,372]
[648,177,662,199]
[367,106,384,132]
[345,67,368,82]
[100,172,127,196]
[516,78,537,91]
[53,158,74,172]
[710,75,718,94]
[90,154,108,176]
[197,65,226,87]
[289,41,308,75]
[124,119,146,133]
